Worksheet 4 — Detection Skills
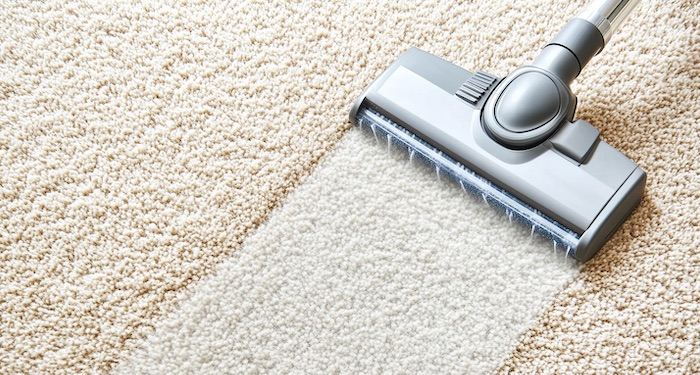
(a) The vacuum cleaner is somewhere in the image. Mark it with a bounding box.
[349,0,646,262]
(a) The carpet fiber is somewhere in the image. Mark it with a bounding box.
[1,0,699,374]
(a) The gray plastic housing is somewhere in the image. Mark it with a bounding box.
[350,48,646,262]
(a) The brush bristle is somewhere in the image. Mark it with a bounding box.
[355,106,581,256]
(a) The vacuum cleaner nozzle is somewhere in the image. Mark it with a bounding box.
[350,0,645,262]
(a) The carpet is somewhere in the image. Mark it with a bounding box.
[1,0,698,374]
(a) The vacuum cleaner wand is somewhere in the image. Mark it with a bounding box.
[577,0,641,43]
[533,0,641,85]
[350,0,646,262]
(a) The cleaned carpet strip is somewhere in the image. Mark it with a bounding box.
[117,129,580,374]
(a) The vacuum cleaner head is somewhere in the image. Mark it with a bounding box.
[350,0,646,262]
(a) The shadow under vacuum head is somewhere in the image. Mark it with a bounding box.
[350,0,646,262]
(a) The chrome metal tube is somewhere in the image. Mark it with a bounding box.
[576,0,641,43]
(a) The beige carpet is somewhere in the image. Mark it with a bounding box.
[1,0,699,374]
